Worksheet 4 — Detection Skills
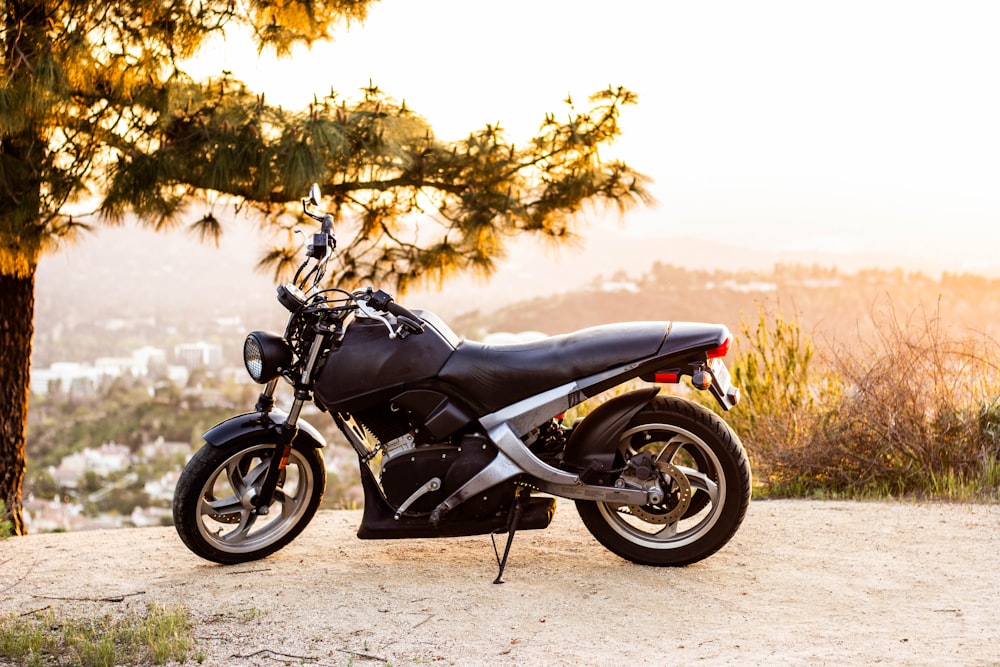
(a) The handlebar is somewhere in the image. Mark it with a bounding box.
[292,185,338,293]
[367,289,425,335]
[384,300,420,324]
[294,185,424,338]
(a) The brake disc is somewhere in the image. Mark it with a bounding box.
[625,460,693,524]
[206,493,243,523]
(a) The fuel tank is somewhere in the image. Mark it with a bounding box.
[313,311,460,412]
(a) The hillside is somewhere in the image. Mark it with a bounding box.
[34,221,1000,365]
[450,263,1000,352]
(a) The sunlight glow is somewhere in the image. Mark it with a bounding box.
[184,0,1000,273]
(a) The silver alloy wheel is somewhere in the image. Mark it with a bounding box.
[599,423,727,549]
[194,444,316,554]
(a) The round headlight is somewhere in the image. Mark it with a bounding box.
[243,331,293,383]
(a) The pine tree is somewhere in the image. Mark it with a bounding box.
[1,0,649,534]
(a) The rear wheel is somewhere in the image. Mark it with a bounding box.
[576,396,750,566]
[173,439,326,564]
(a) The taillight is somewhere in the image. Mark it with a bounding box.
[706,336,732,359]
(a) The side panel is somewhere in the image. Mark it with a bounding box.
[561,388,659,484]
[392,389,475,441]
[203,411,326,449]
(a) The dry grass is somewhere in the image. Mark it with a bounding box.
[0,500,13,538]
[0,604,200,666]
[726,300,1000,500]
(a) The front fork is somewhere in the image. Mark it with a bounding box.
[253,332,327,514]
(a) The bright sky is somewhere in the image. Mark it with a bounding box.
[193,0,1000,273]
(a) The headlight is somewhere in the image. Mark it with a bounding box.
[243,331,293,383]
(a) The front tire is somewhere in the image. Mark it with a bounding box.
[576,396,751,566]
[173,439,326,564]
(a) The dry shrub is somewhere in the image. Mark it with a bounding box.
[724,305,842,494]
[815,299,1000,497]
[731,299,1000,499]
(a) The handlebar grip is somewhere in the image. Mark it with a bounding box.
[365,289,424,335]
[385,301,425,333]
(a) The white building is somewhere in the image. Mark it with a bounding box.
[30,347,169,396]
[174,341,224,370]
[143,470,182,503]
[51,442,134,488]
[30,362,103,396]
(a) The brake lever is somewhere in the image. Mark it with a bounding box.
[355,296,399,339]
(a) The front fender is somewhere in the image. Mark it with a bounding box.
[203,410,326,449]
[562,388,659,484]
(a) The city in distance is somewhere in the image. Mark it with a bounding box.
[26,216,1000,532]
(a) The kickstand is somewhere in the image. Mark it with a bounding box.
[491,495,526,585]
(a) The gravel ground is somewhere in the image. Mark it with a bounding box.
[2,499,999,666]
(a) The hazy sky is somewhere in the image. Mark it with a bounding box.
[191,0,1000,273]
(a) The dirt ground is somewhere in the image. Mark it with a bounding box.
[2,499,999,666]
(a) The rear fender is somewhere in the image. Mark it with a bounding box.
[562,387,659,485]
[203,410,326,450]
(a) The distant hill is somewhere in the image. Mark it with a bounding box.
[33,221,1000,363]
[449,262,1000,353]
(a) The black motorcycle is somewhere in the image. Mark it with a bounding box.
[172,185,751,582]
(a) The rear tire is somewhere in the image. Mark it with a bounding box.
[575,395,750,566]
[173,439,326,564]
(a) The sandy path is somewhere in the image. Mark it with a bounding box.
[2,500,998,666]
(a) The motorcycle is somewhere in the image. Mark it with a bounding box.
[172,185,751,582]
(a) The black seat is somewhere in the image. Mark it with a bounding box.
[437,322,669,413]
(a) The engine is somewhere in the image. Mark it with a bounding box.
[352,404,514,519]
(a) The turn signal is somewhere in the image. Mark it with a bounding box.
[691,369,712,390]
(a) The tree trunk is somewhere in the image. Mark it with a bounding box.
[2,0,49,537]
[0,267,35,535]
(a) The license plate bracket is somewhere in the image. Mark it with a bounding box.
[708,357,740,410]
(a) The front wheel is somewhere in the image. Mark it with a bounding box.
[576,396,751,566]
[173,439,326,564]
